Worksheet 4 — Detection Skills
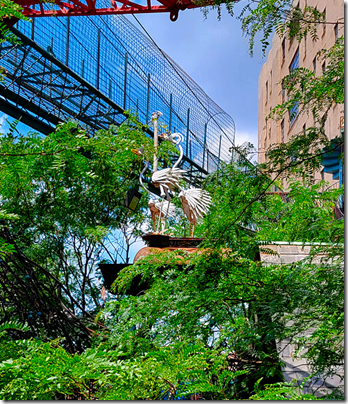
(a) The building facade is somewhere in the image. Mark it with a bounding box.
[258,0,344,184]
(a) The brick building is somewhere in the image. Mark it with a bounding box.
[258,0,344,185]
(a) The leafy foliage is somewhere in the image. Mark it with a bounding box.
[0,0,30,79]
[0,113,343,398]
[0,0,344,400]
[0,124,344,400]
[0,116,179,349]
[250,379,326,400]
[0,333,245,400]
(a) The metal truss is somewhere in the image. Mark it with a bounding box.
[14,0,228,22]
[9,14,236,175]
[0,29,126,133]
[0,28,207,184]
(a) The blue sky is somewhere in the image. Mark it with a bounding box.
[132,4,268,148]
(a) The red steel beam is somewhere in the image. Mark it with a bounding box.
[14,0,219,21]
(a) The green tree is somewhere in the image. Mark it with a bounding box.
[0,0,29,78]
[0,116,178,349]
[102,155,343,399]
[0,123,343,400]
[0,0,344,400]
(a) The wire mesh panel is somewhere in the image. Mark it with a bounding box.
[13,13,236,173]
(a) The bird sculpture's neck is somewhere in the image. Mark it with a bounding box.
[166,133,184,170]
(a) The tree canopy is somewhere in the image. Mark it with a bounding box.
[0,0,344,400]
[0,117,343,398]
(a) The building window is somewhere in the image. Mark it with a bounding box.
[289,49,299,124]
[322,61,326,74]
[313,57,316,74]
[265,81,268,104]
[281,119,285,142]
[282,39,286,62]
[303,123,306,133]
[289,48,299,72]
[335,23,339,41]
[290,102,299,125]
[281,82,286,103]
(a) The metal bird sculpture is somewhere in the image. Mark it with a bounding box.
[132,111,212,236]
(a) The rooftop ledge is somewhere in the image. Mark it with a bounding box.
[258,241,343,246]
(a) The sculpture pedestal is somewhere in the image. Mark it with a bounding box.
[99,235,204,295]
[142,233,203,248]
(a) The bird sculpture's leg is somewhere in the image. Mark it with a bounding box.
[160,217,166,234]
[158,190,171,234]
[156,199,164,233]
[161,201,172,234]
[160,205,167,234]
[190,224,195,238]
[150,206,158,233]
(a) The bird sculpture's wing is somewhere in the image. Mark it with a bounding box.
[186,190,211,217]
[155,200,176,218]
[149,199,176,218]
[179,188,211,224]
[151,168,186,191]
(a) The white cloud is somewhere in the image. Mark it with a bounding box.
[235,130,258,149]
[0,114,8,133]
[234,130,259,163]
